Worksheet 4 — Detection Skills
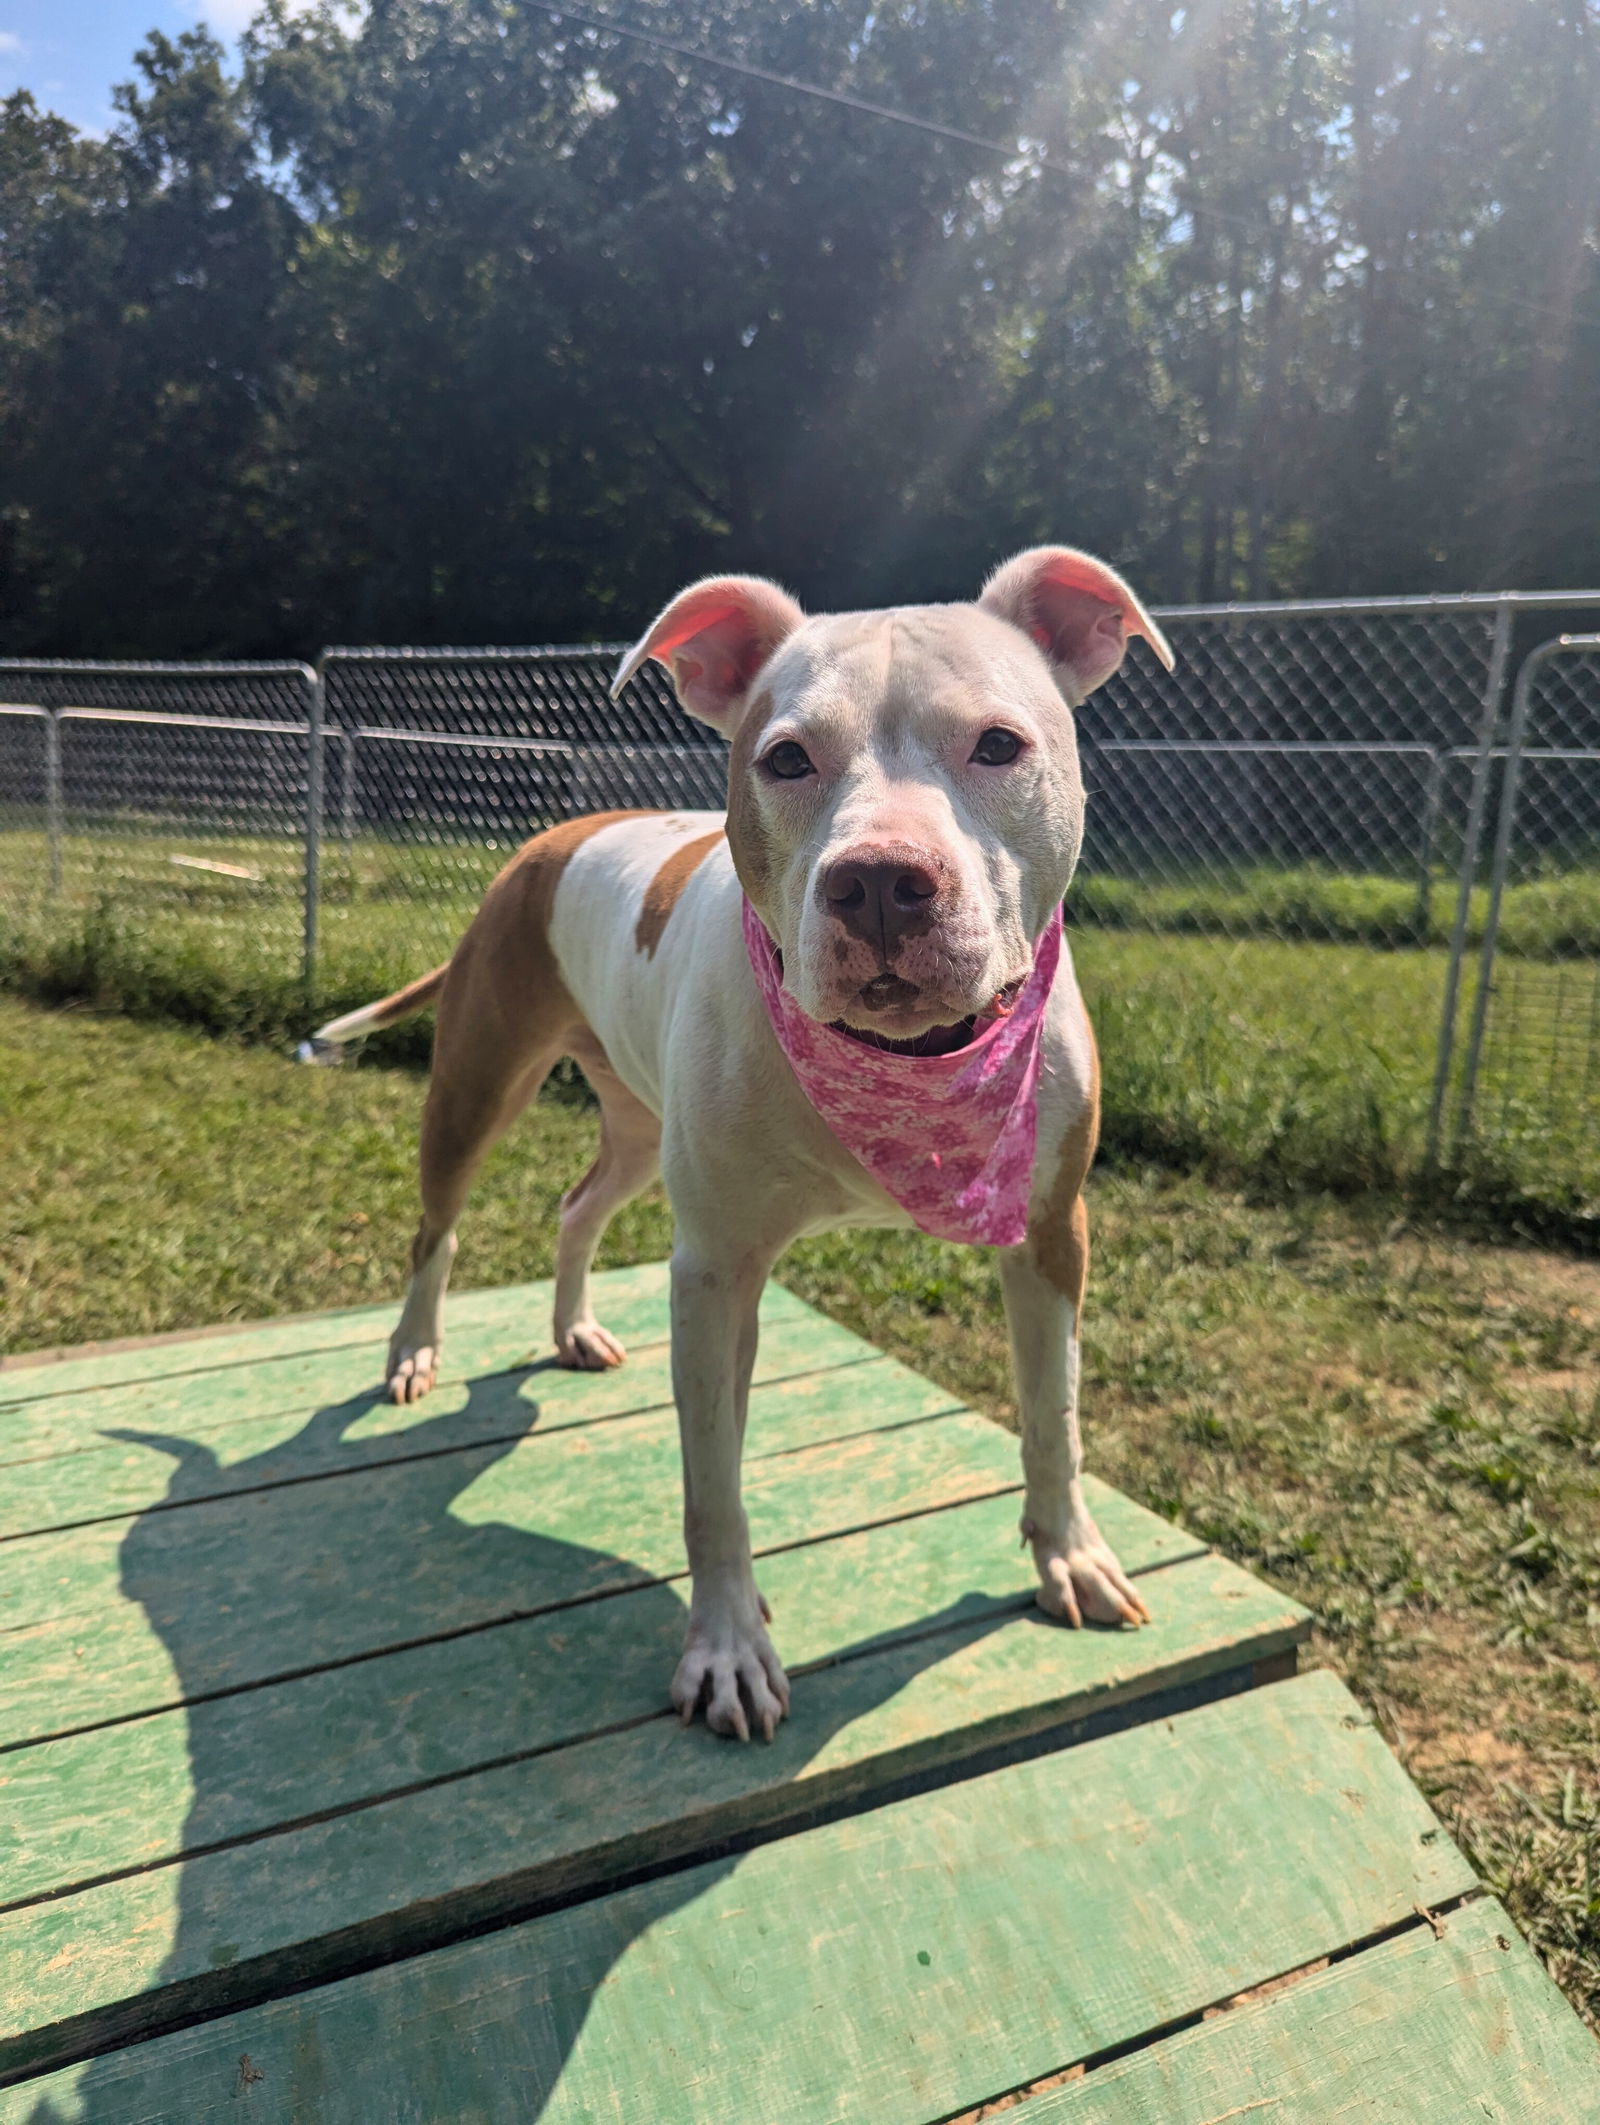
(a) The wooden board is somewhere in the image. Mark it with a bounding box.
[12,1672,1577,2125]
[0,1266,1302,2079]
[3,1490,1210,1903]
[1,1402,1036,1740]
[0,1268,683,1409]
[0,1269,815,1476]
[1002,1894,1600,2123]
[0,1330,924,1542]
[1,1539,1299,2071]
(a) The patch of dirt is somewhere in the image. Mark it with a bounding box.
[1520,1367,1598,1397]
[1310,1362,1371,1393]
[1414,1722,1534,1787]
[1372,1616,1551,1802]
[948,2062,1085,2123]
[1482,1252,1600,1325]
[1204,1954,1331,2017]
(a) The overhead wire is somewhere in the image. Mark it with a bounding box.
[519,0,1594,336]
[520,0,1070,173]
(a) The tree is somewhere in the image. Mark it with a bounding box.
[2,0,1598,654]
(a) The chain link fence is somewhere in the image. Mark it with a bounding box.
[317,647,725,977]
[1081,602,1504,928]
[0,599,1596,1224]
[0,662,319,1018]
[1067,596,1600,1213]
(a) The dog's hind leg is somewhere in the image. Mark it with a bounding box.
[551,1039,662,1370]
[381,810,660,1404]
[387,1030,560,1404]
[385,908,571,1404]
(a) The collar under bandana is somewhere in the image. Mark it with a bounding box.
[741,897,1062,1246]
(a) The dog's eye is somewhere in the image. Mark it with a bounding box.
[763,740,815,780]
[970,727,1023,766]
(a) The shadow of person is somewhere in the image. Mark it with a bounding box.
[22,1367,1021,2122]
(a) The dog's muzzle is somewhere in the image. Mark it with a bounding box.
[818,845,949,959]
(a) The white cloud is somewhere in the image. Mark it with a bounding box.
[0,31,26,55]
[185,0,264,34]
[183,0,332,37]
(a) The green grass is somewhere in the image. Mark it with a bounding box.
[2,828,1597,1234]
[1069,859,1600,960]
[0,827,491,1057]
[0,997,651,1351]
[3,993,1596,2030]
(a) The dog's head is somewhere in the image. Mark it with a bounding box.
[613,548,1172,1045]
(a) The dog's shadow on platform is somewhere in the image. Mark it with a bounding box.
[26,1363,1017,2120]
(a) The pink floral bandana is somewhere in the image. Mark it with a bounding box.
[742,897,1062,1246]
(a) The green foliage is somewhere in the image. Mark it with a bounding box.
[1,32,299,652]
[3,3,1600,653]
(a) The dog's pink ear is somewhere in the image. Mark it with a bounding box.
[979,547,1174,701]
[610,575,805,733]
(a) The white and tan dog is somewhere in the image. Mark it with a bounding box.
[314,547,1174,1742]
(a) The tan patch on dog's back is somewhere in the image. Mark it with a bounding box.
[634,829,725,959]
[430,810,661,1088]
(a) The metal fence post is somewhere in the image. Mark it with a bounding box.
[337,727,356,875]
[1423,598,1514,1178]
[43,707,64,899]
[1413,749,1444,940]
[303,665,324,1000]
[1451,636,1594,1158]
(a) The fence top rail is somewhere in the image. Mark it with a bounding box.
[1499,748,1600,763]
[341,723,573,755]
[52,706,311,737]
[321,644,629,666]
[317,595,1600,663]
[0,659,317,682]
[6,600,1599,689]
[1148,591,1600,622]
[1443,743,1600,762]
[1093,739,1441,756]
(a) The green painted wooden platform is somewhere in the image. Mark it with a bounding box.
[2,1264,1596,2121]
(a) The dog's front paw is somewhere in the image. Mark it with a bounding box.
[672,1584,790,1742]
[1024,1514,1151,1629]
[555,1320,627,1371]
[386,1344,439,1404]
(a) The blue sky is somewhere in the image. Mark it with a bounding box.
[0,0,262,134]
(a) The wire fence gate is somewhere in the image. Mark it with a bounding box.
[2,592,1598,1213]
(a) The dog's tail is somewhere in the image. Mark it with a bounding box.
[297,964,450,1065]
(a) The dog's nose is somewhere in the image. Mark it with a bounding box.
[821,851,943,951]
